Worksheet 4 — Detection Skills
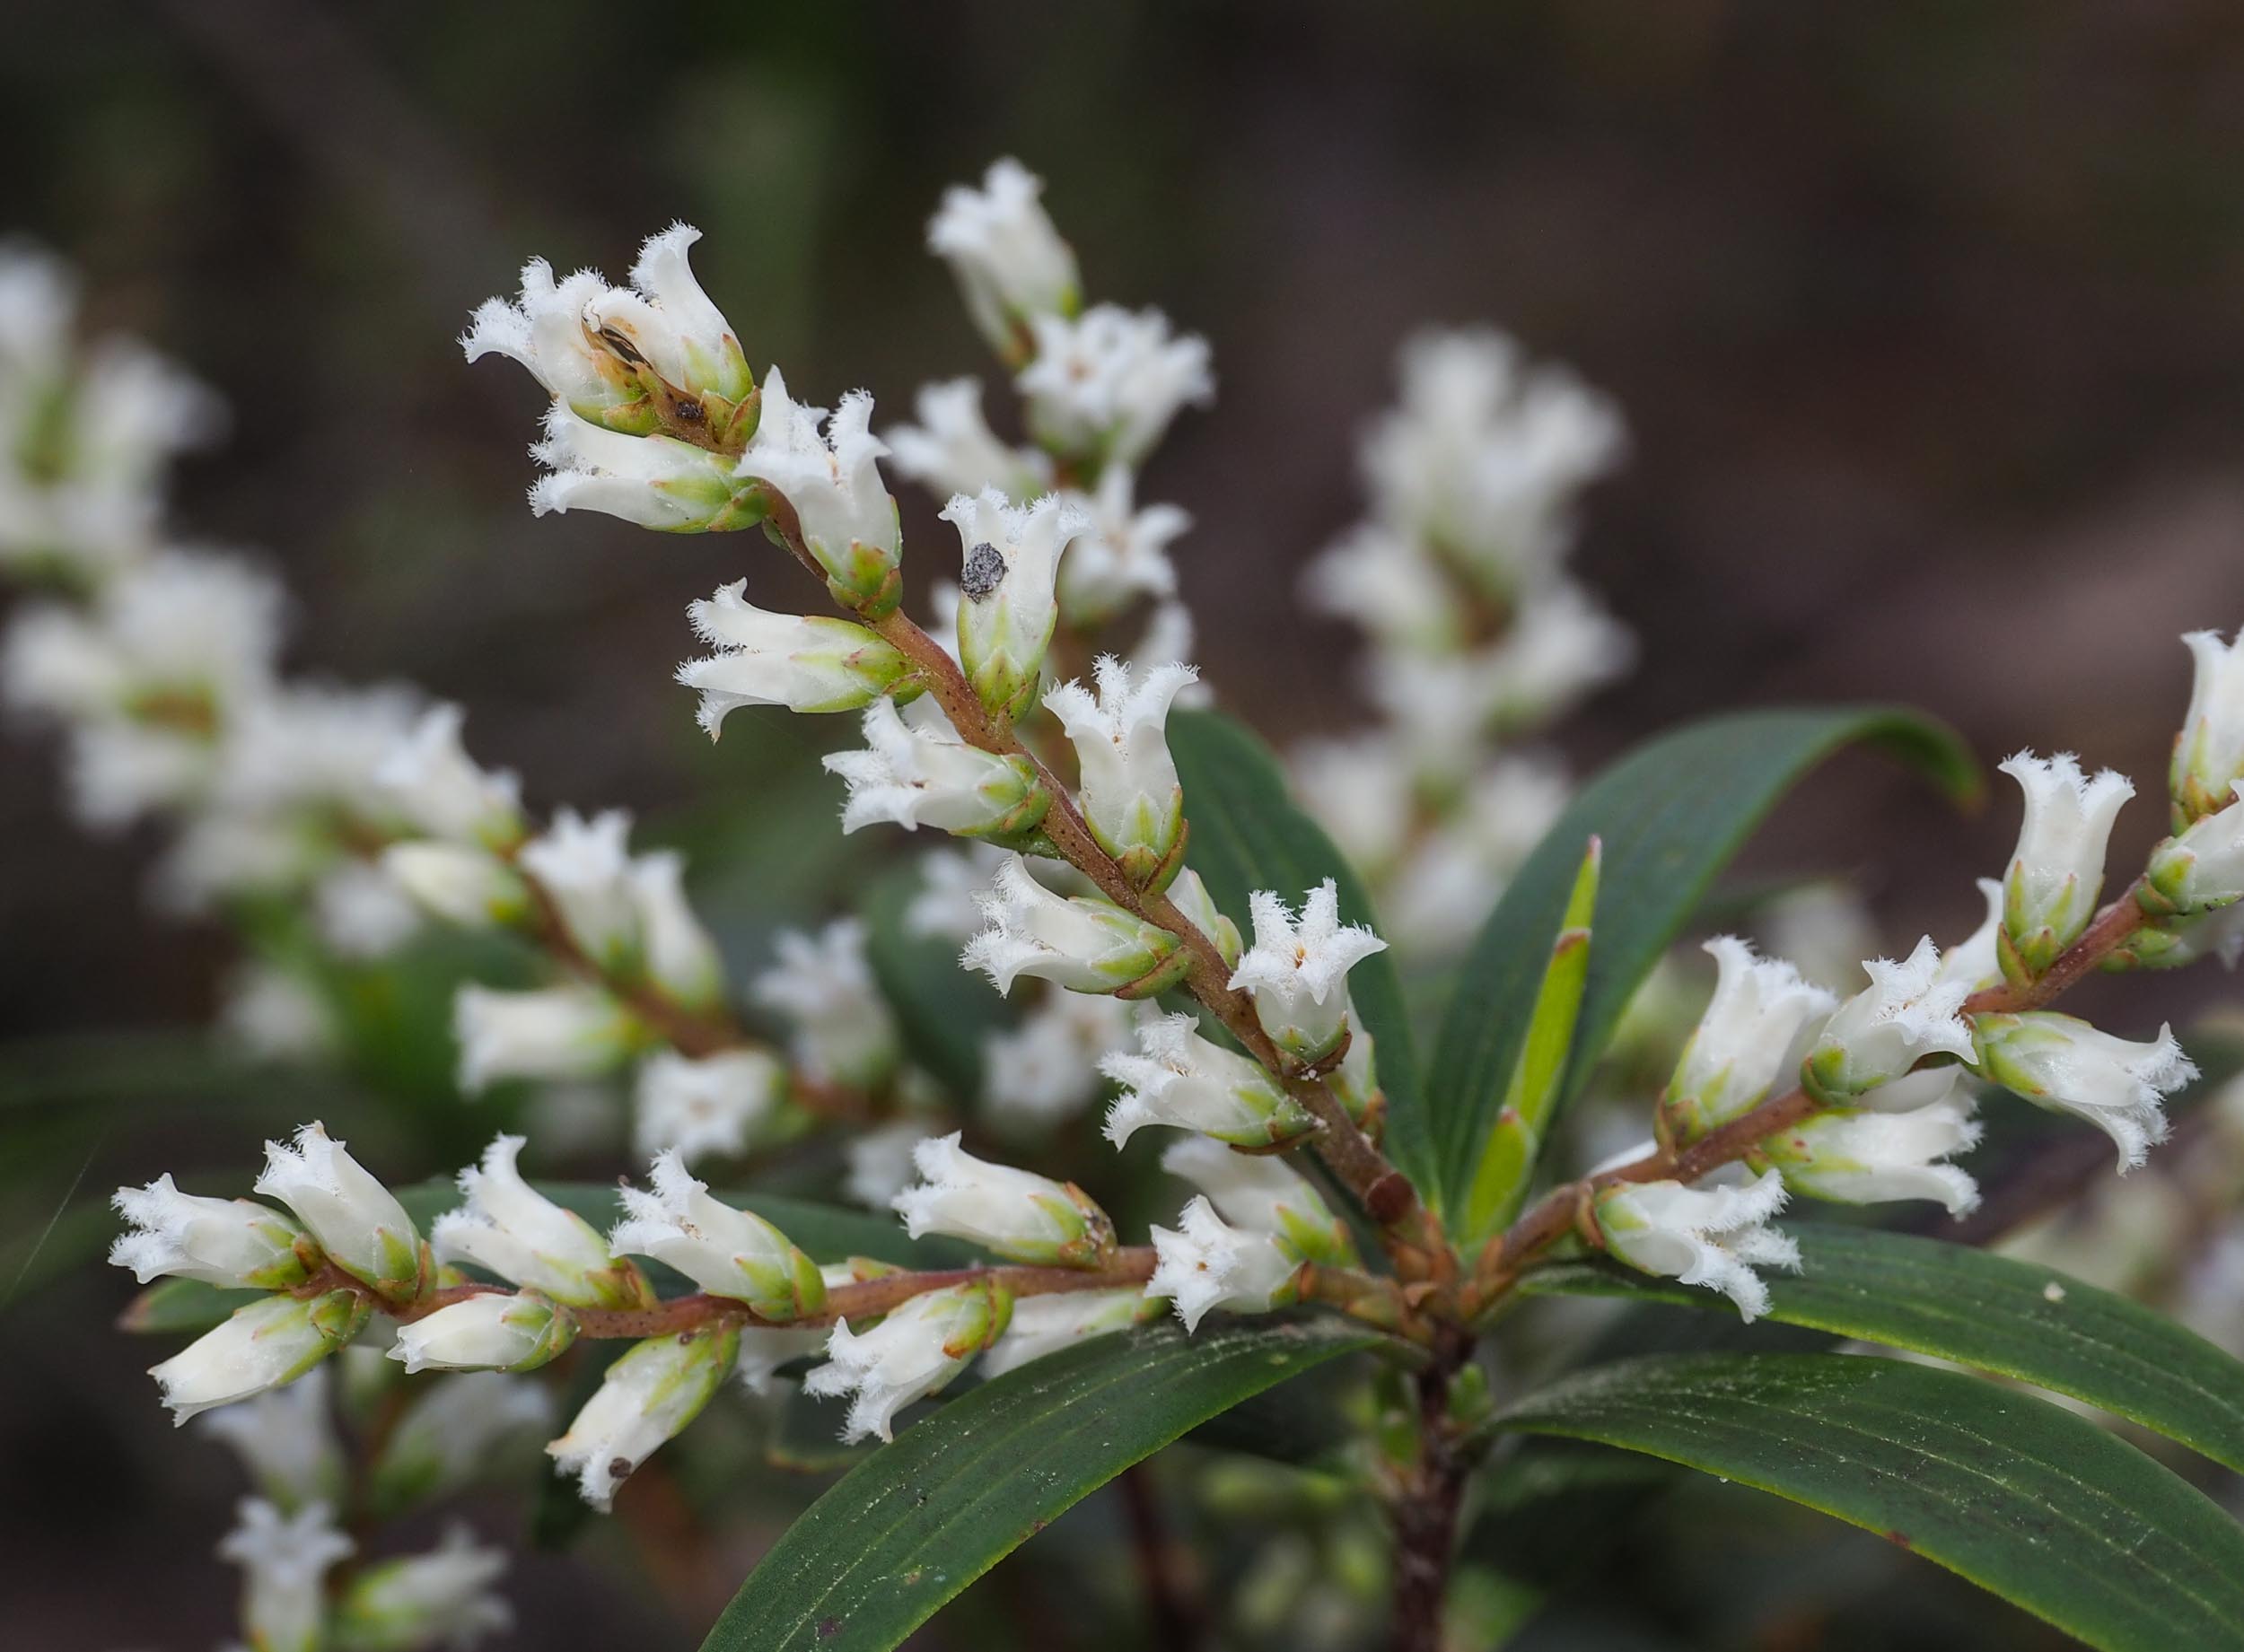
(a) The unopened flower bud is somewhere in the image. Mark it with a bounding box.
[373,704,524,849]
[217,1498,353,1652]
[733,369,902,615]
[1100,1010,1316,1149]
[1752,1097,1981,1215]
[822,696,1047,838]
[1801,939,1977,1103]
[981,1289,1158,1378]
[1017,305,1213,470]
[530,406,761,530]
[1998,752,2134,977]
[944,488,1084,722]
[548,1326,740,1508]
[962,854,1187,997]
[1594,1170,1798,1322]
[609,1150,825,1321]
[1165,865,1242,966]
[633,1047,785,1165]
[331,1525,512,1652]
[1159,1134,1357,1267]
[382,842,529,931]
[390,1292,576,1375]
[2172,629,2244,825]
[677,581,913,736]
[2144,782,2244,916]
[452,983,637,1095]
[151,1291,370,1423]
[1972,1012,2195,1170]
[1045,657,1197,887]
[802,1279,1012,1442]
[431,1135,647,1309]
[253,1123,425,1300]
[110,1175,312,1289]
[1227,879,1389,1066]
[1665,937,1835,1140]
[927,159,1082,364]
[892,1132,1113,1265]
[1145,1196,1302,1333]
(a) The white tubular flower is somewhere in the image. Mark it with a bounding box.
[1056,465,1189,625]
[1755,1097,1983,1215]
[462,259,650,428]
[583,222,753,407]
[983,991,1132,1131]
[452,983,636,1095]
[254,1123,424,1299]
[528,406,755,531]
[609,1150,825,1321]
[2147,781,2244,916]
[1998,751,2134,975]
[821,695,1045,837]
[981,1289,1157,1378]
[1159,1135,1356,1267]
[388,1292,576,1375]
[1045,655,1197,887]
[627,850,725,1009]
[431,1135,645,1310]
[381,842,528,931]
[216,1498,354,1652]
[1166,863,1244,967]
[150,1291,369,1424]
[1100,1010,1315,1149]
[371,1372,556,1514]
[1931,877,2007,997]
[842,1121,930,1211]
[110,1175,311,1289]
[802,1279,1012,1443]
[1145,1196,1302,1333]
[735,1262,865,1394]
[750,918,901,1089]
[677,579,912,736]
[1594,1171,1800,1322]
[1017,304,1214,469]
[892,1132,1112,1266]
[1973,1013,2196,1170]
[943,487,1085,721]
[373,703,524,849]
[1226,879,1389,1065]
[633,1048,785,1165]
[1801,938,1977,1103]
[733,368,902,614]
[334,1525,512,1652]
[929,158,1081,362]
[1665,937,1836,1139]
[961,854,1186,997]
[548,1327,740,1509]
[197,1365,346,1510]
[208,679,422,822]
[885,376,1054,500]
[2174,629,2244,823]
[518,806,638,968]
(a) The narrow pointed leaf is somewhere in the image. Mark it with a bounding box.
[1166,709,1425,1180]
[1497,1351,2244,1652]
[118,1278,262,1335]
[1522,1220,2244,1473]
[700,1318,1381,1651]
[1459,838,1600,1242]
[1428,706,1977,1234]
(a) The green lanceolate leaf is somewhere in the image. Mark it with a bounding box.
[1166,709,1426,1181]
[1496,1351,2244,1652]
[117,1278,262,1335]
[1427,706,1978,1236]
[700,1318,1381,1652]
[1457,838,1600,1243]
[1521,1220,2244,1473]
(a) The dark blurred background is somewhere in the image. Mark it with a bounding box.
[4,1,2244,1646]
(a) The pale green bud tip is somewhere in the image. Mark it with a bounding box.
[2144,782,2244,916]
[962,853,1185,998]
[110,1174,313,1289]
[150,1291,369,1423]
[892,1132,1114,1266]
[251,1122,425,1301]
[678,581,911,735]
[802,1281,1011,1442]
[1101,1010,1318,1149]
[388,1292,576,1374]
[609,1149,825,1321]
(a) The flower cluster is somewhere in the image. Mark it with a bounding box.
[1293,330,1631,957]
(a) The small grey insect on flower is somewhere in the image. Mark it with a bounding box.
[960,541,1005,600]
